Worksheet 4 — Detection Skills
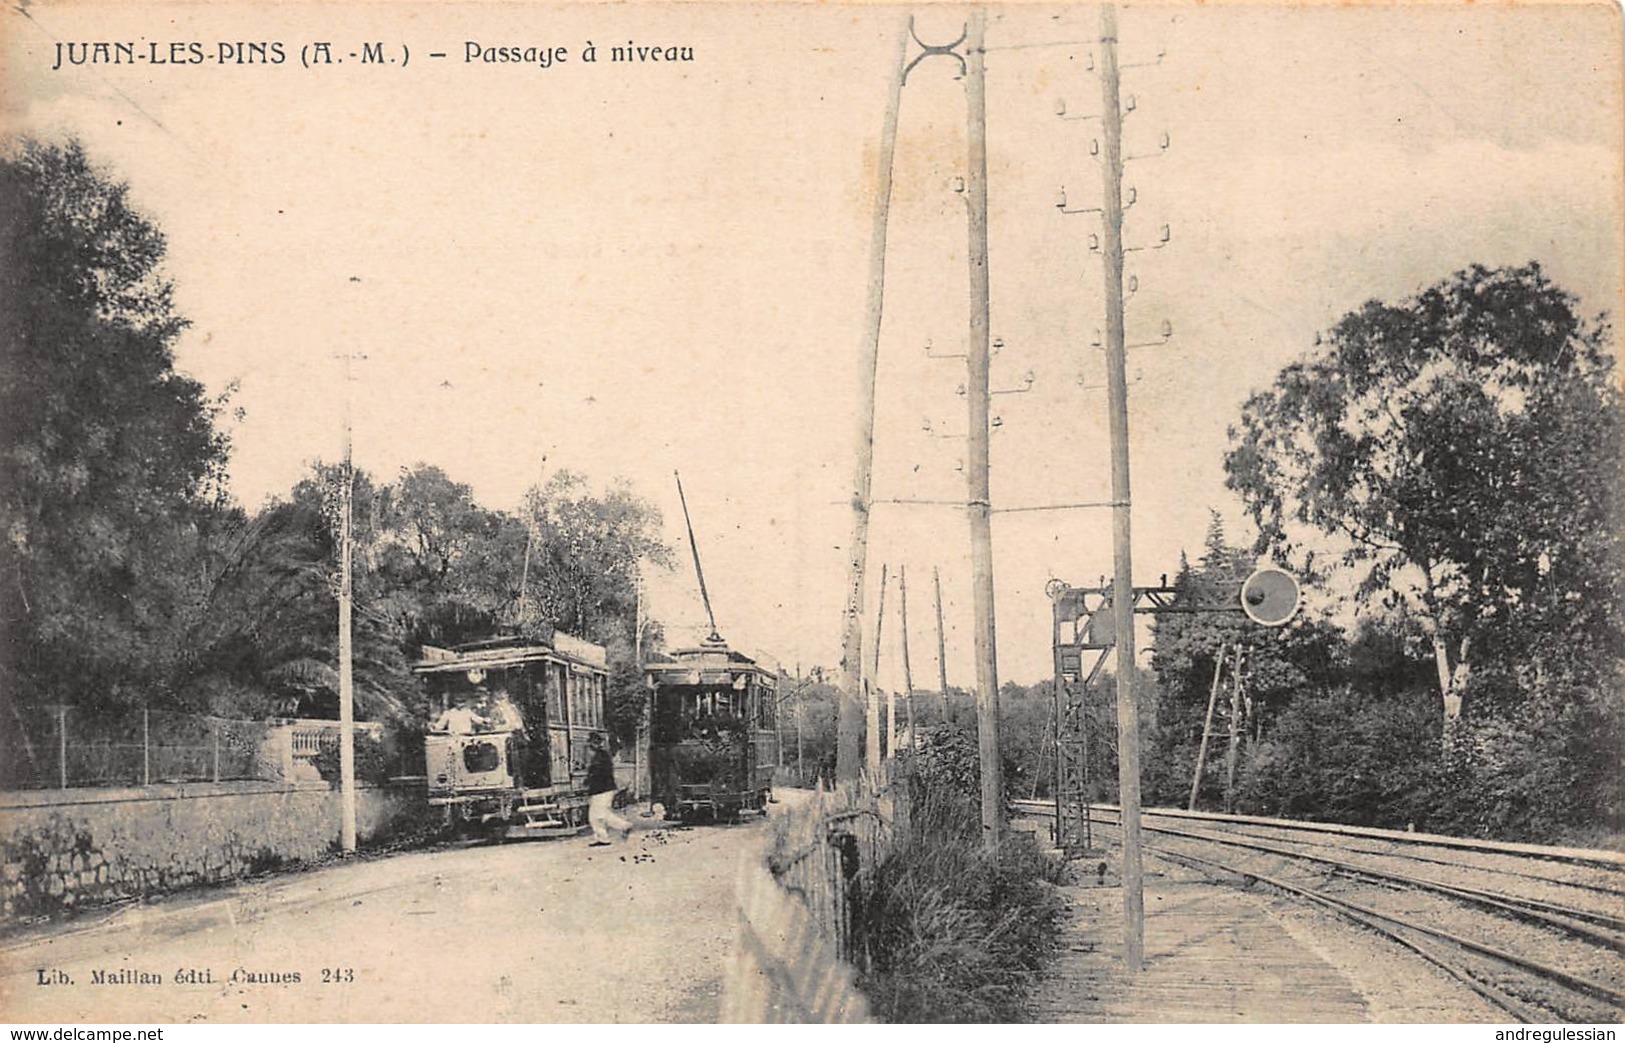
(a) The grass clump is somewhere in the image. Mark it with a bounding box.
[857,730,1070,1023]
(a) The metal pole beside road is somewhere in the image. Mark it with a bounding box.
[338,339,358,855]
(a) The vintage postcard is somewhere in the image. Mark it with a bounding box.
[2,0,1621,1028]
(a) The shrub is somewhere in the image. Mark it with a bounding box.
[1234,684,1443,828]
[856,737,1070,1022]
[312,730,392,786]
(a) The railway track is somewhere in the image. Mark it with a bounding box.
[1012,800,1625,1023]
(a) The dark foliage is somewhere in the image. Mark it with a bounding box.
[311,730,394,787]
[857,739,1069,1023]
[0,139,230,713]
[0,139,674,748]
[1145,516,1346,809]
[1212,264,1625,842]
[1226,263,1623,725]
[1236,684,1442,828]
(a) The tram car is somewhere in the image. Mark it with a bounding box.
[413,629,610,838]
[646,637,779,823]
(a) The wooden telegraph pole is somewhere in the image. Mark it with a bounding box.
[1224,643,1247,812]
[1189,647,1229,811]
[837,19,909,785]
[899,564,916,749]
[870,562,889,778]
[1097,2,1143,969]
[964,8,1003,851]
[634,572,646,801]
[934,566,950,723]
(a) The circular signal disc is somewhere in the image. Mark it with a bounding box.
[1240,567,1300,627]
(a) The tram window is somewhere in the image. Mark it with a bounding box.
[544,668,563,722]
[463,741,501,774]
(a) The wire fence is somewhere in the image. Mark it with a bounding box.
[2,706,284,791]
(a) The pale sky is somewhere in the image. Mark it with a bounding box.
[6,1,1621,684]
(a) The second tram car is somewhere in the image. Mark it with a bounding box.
[646,637,779,823]
[414,630,610,838]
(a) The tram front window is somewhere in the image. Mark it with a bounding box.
[654,689,745,742]
[462,741,502,774]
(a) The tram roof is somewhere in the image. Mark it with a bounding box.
[412,631,607,675]
[643,640,777,685]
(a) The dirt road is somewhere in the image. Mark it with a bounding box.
[1,816,768,1023]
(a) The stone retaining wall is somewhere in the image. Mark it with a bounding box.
[0,781,426,923]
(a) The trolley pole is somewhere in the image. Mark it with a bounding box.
[964,7,1003,852]
[837,17,908,785]
[1096,1,1143,969]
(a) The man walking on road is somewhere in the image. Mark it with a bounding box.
[586,732,632,846]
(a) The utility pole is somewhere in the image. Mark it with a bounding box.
[337,344,358,855]
[634,572,645,801]
[870,562,889,778]
[1097,2,1142,969]
[880,564,899,760]
[1224,643,1246,812]
[56,705,66,789]
[934,566,950,724]
[899,564,916,749]
[837,17,909,785]
[965,7,1003,852]
[1189,647,1228,812]
[633,576,643,665]
[516,455,548,627]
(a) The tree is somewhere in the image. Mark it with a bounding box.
[371,463,529,649]
[518,470,672,644]
[1144,515,1342,808]
[0,139,229,713]
[1225,263,1624,726]
[170,498,334,717]
[174,464,421,724]
[1236,683,1442,829]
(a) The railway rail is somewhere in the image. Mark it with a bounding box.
[1012,800,1625,1024]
